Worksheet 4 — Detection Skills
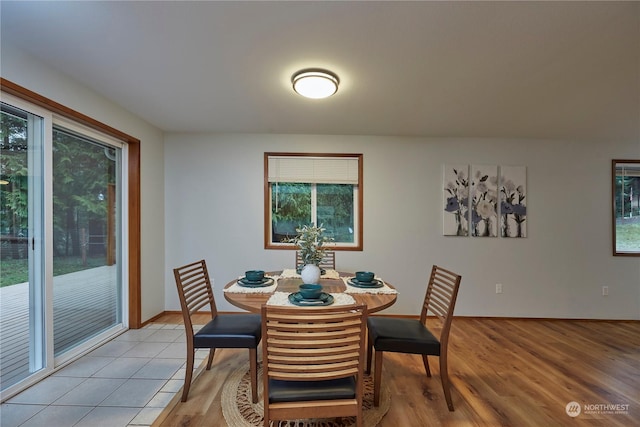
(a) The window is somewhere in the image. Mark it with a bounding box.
[613,159,640,256]
[264,153,363,250]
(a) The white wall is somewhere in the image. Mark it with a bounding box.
[4,44,638,321]
[164,133,640,320]
[1,45,166,323]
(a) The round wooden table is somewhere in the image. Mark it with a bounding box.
[223,271,397,313]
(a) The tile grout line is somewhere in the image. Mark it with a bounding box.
[127,324,207,427]
[1,323,204,427]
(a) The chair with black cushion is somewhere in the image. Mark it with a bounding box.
[295,250,336,270]
[262,304,367,427]
[173,259,261,402]
[366,265,462,411]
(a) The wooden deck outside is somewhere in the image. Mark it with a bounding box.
[0,265,119,390]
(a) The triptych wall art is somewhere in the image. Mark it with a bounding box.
[443,164,527,237]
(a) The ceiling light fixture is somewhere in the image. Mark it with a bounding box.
[291,69,339,99]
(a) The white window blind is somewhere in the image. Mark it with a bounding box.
[267,156,359,184]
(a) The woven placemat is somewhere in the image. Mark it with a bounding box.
[222,362,391,427]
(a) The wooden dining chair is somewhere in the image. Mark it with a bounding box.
[173,259,262,402]
[262,304,367,427]
[366,265,462,411]
[295,250,336,270]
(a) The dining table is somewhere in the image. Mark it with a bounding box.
[223,269,397,313]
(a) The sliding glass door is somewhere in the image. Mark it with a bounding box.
[0,97,126,398]
[0,102,45,391]
[52,124,123,358]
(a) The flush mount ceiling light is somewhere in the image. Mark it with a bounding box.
[291,69,339,99]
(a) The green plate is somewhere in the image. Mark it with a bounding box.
[238,277,274,288]
[288,292,334,306]
[347,278,384,288]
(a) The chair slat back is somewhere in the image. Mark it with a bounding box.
[174,260,217,335]
[263,305,366,382]
[295,250,336,270]
[420,265,462,336]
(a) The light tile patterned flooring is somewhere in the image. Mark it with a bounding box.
[1,323,205,427]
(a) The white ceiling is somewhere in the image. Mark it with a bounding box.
[1,1,639,141]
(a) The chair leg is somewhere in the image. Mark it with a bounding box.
[206,348,216,370]
[250,347,258,403]
[182,348,195,402]
[263,356,269,427]
[439,355,454,411]
[366,336,373,374]
[373,350,383,407]
[422,354,432,377]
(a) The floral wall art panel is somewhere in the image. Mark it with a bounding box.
[443,164,470,236]
[471,165,498,237]
[499,165,527,238]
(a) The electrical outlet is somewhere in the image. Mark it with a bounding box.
[496,283,503,294]
[602,286,609,296]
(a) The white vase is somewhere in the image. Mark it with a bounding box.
[300,264,321,284]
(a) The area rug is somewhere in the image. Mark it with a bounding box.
[222,362,391,427]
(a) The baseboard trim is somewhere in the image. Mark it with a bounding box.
[143,310,639,326]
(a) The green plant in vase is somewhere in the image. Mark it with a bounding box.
[290,224,334,282]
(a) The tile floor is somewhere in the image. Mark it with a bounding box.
[1,323,205,427]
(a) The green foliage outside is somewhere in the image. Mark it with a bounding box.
[616,221,640,252]
[271,183,354,243]
[615,176,640,218]
[317,184,355,242]
[615,173,640,252]
[1,107,29,237]
[1,106,115,287]
[0,256,106,288]
[271,182,312,225]
[52,128,116,257]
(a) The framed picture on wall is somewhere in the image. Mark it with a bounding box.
[443,165,469,236]
[471,165,498,237]
[444,164,527,238]
[499,166,527,238]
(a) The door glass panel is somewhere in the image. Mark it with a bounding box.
[52,127,121,356]
[0,104,45,391]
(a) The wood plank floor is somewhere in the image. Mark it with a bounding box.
[152,315,639,427]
